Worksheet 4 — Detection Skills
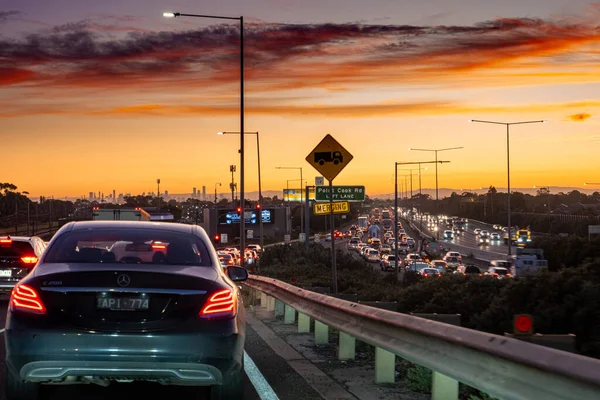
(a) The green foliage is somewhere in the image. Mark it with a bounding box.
[531,235,600,271]
[406,364,431,393]
[257,245,600,359]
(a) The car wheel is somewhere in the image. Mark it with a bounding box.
[211,369,244,400]
[5,368,40,400]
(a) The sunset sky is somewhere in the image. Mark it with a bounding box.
[2,0,600,198]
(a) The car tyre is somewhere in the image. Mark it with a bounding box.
[5,368,40,400]
[211,370,244,400]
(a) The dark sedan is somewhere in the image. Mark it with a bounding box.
[5,221,247,400]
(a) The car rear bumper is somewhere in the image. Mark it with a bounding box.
[0,281,16,293]
[6,326,244,386]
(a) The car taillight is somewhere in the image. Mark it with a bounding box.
[199,288,236,319]
[20,256,38,265]
[10,284,46,315]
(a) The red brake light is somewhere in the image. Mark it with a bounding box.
[10,284,46,314]
[0,236,12,244]
[199,289,236,319]
[424,273,428,277]
[151,242,167,250]
[20,256,38,264]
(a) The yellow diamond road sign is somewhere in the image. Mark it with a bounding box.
[313,201,350,215]
[306,134,353,182]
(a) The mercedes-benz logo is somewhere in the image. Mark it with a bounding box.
[117,274,131,287]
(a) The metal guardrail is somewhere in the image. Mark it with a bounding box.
[245,275,600,400]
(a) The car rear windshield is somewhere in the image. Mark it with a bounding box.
[494,261,510,268]
[43,228,211,266]
[465,266,480,273]
[495,268,508,275]
[0,241,35,257]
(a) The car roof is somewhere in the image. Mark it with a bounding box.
[0,236,40,243]
[67,220,193,233]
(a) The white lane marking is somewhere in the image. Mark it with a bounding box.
[0,328,5,334]
[244,350,279,400]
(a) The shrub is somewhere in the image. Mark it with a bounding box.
[406,364,431,393]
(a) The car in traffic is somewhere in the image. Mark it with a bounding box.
[431,260,448,274]
[478,230,491,245]
[4,221,248,399]
[455,265,482,276]
[490,232,501,242]
[419,268,440,277]
[380,244,392,254]
[380,254,398,271]
[443,230,454,240]
[485,266,511,279]
[347,237,361,250]
[474,228,482,236]
[366,249,381,263]
[405,253,422,265]
[442,255,461,270]
[445,251,462,260]
[370,238,382,248]
[405,237,415,248]
[406,262,430,272]
[0,235,47,294]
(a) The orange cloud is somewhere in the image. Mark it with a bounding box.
[2,99,587,119]
[567,113,592,122]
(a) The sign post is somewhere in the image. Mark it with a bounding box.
[306,134,354,295]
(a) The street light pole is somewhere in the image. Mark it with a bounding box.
[469,119,546,258]
[218,131,263,248]
[164,11,245,266]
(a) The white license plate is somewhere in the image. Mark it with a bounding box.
[0,270,12,277]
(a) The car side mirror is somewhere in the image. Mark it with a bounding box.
[227,265,248,282]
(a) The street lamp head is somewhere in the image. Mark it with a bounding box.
[217,131,224,135]
[468,119,473,123]
[542,120,548,123]
[162,12,179,18]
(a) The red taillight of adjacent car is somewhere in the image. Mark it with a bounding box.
[10,284,46,315]
[199,289,236,319]
[20,256,38,265]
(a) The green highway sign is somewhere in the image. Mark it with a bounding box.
[315,186,365,202]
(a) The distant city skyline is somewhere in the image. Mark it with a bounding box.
[28,185,600,202]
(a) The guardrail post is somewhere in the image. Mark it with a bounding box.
[338,332,355,360]
[266,296,275,311]
[274,299,285,317]
[375,347,395,384]
[432,372,459,400]
[284,304,296,324]
[314,320,329,344]
[298,313,310,333]
[260,292,267,308]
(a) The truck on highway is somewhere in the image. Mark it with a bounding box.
[358,216,369,232]
[510,248,548,276]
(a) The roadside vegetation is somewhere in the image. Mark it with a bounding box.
[258,242,600,359]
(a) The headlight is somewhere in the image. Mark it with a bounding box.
[517,238,523,242]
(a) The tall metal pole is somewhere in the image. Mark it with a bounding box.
[239,16,245,266]
[394,163,399,282]
[300,168,304,239]
[507,124,512,258]
[256,133,263,249]
[27,202,30,236]
[305,185,311,249]
[329,180,338,294]
[157,179,160,211]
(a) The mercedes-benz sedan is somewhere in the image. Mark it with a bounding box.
[5,221,248,400]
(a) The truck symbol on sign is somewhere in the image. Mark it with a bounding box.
[314,151,343,166]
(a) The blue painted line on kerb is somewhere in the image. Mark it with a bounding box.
[244,350,279,400]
